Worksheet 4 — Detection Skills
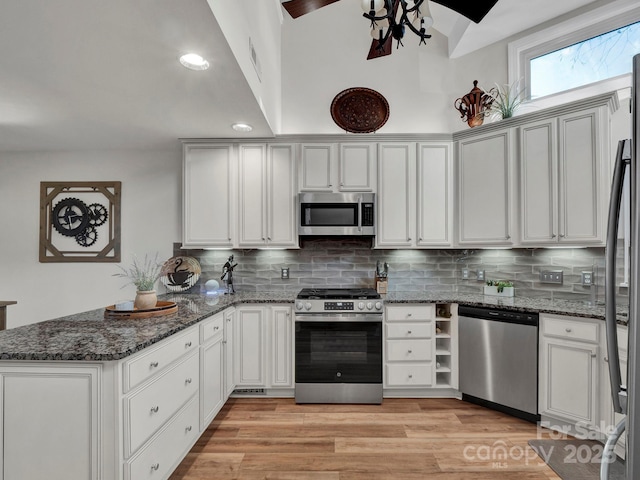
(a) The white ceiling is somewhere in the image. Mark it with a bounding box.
[0,0,600,152]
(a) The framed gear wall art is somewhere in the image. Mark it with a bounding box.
[39,181,121,263]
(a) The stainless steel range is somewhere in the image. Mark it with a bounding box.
[294,287,383,404]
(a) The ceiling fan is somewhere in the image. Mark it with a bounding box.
[282,0,499,60]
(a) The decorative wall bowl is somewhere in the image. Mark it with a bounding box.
[330,87,389,133]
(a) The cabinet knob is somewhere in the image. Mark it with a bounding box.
[150,406,159,413]
[408,350,413,354]
[551,233,557,238]
[407,313,412,317]
[222,340,227,344]
[151,463,160,471]
[408,374,413,379]
[185,341,192,348]
[506,235,511,240]
[407,330,412,335]
[604,357,609,362]
[186,425,193,432]
[150,361,159,368]
[185,378,192,384]
[407,237,411,241]
[565,328,572,333]
[591,353,597,358]
[559,233,565,238]
[214,326,219,331]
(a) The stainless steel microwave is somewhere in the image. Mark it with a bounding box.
[298,192,375,236]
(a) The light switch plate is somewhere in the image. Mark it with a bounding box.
[540,270,563,284]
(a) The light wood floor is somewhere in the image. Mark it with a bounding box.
[169,397,561,480]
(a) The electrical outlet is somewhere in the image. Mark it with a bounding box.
[462,269,469,279]
[539,270,563,284]
[582,271,593,286]
[477,270,485,281]
[281,267,289,280]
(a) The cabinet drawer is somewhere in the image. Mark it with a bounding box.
[386,322,432,339]
[125,395,199,480]
[125,352,199,456]
[386,305,435,322]
[201,313,224,343]
[386,339,432,361]
[542,316,599,343]
[386,364,433,387]
[124,327,199,392]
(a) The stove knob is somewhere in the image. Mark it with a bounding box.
[304,302,312,311]
[295,302,304,311]
[358,302,365,310]
[366,302,373,310]
[375,302,382,310]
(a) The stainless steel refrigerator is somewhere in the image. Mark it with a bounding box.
[604,52,640,480]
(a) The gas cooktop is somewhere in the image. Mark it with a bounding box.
[297,288,381,300]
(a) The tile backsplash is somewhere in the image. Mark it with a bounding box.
[174,239,626,302]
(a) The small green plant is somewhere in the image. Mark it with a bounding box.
[486,279,514,293]
[113,253,163,291]
[488,80,526,120]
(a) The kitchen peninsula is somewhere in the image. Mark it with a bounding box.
[0,291,627,480]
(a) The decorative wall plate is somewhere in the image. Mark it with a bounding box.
[330,87,389,133]
[160,256,201,292]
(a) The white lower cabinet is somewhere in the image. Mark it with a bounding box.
[0,364,101,480]
[384,305,435,389]
[235,304,294,390]
[539,314,602,434]
[200,313,225,429]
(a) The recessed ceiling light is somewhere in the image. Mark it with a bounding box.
[232,123,253,132]
[179,53,210,71]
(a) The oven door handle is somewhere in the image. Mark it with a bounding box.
[295,314,382,323]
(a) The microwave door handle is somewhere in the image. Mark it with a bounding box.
[357,196,362,232]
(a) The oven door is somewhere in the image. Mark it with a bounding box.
[295,315,382,385]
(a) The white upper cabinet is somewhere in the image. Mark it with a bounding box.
[182,143,234,248]
[338,143,376,191]
[377,142,453,249]
[417,143,453,247]
[377,143,415,247]
[300,143,376,192]
[457,129,514,246]
[520,107,606,246]
[238,143,297,248]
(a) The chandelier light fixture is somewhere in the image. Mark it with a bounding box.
[361,0,433,53]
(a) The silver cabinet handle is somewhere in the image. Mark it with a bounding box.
[185,341,192,348]
[150,406,159,413]
[151,463,160,471]
[604,357,609,362]
[559,233,565,238]
[185,378,192,384]
[150,361,159,368]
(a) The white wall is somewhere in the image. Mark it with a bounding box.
[0,149,181,327]
[281,1,508,134]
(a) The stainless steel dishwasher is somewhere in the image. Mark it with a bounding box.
[458,305,539,422]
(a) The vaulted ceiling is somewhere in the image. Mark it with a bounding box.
[0,0,600,152]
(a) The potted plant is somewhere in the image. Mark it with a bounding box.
[114,253,163,309]
[484,279,515,297]
[487,80,526,120]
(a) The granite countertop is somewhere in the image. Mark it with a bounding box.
[0,291,627,362]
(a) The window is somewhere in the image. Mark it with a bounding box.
[530,21,640,99]
[508,3,640,106]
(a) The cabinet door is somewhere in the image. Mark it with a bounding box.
[269,306,293,388]
[238,144,267,247]
[457,130,513,245]
[520,119,558,245]
[339,143,376,191]
[558,108,602,244]
[183,144,234,248]
[300,144,334,191]
[377,143,415,247]
[416,143,453,247]
[2,365,100,480]
[539,337,599,427]
[200,335,224,429]
[224,308,236,399]
[235,307,266,387]
[268,144,297,247]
